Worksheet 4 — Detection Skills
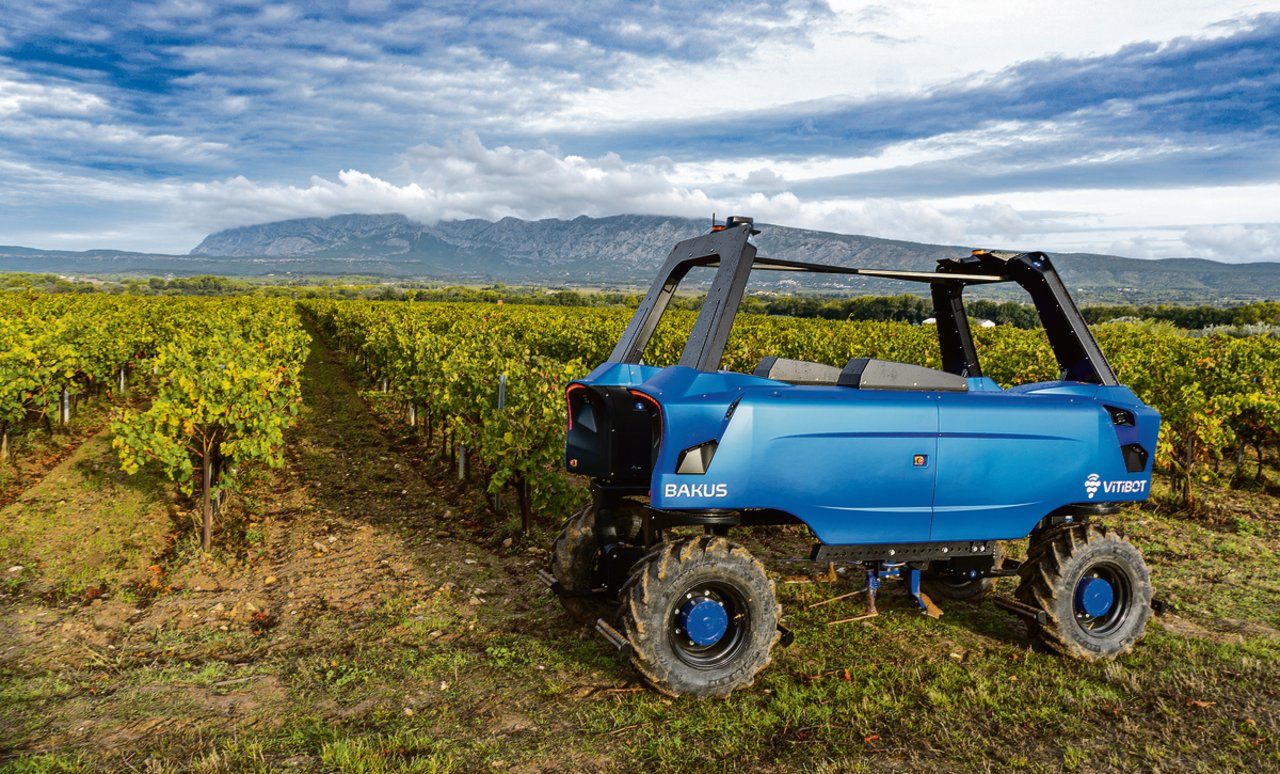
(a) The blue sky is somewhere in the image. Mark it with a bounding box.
[2,1,1279,262]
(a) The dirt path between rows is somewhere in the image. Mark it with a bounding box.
[0,325,617,769]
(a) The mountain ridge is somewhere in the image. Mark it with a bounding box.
[3,213,1278,303]
[187,213,1280,301]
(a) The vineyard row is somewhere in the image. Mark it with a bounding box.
[4,292,1275,544]
[0,294,309,548]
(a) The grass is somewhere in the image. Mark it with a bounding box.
[0,430,178,600]
[0,393,116,502]
[3,509,1274,773]
[0,330,1276,771]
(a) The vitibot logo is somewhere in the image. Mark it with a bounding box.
[1084,473,1101,499]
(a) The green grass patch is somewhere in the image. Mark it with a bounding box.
[0,431,177,598]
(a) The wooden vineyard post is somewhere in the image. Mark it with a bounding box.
[494,373,506,512]
[517,476,531,534]
[201,446,214,551]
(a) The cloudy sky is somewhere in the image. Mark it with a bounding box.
[2,1,1279,261]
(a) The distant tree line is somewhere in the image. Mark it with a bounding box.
[394,287,1280,330]
[2,272,1277,329]
[734,295,1280,330]
[745,294,1044,327]
[1079,302,1280,328]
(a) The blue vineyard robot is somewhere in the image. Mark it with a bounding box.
[540,217,1160,697]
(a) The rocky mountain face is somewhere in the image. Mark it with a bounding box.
[185,213,1280,301]
[190,213,731,281]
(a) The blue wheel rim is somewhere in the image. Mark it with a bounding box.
[1072,562,1132,636]
[1075,576,1115,618]
[669,581,750,669]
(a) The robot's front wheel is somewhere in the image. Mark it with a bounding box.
[617,536,779,698]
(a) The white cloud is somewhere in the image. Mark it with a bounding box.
[158,137,716,233]
[1103,234,1172,260]
[805,200,968,244]
[0,71,108,116]
[5,134,1280,261]
[745,168,785,187]
[155,140,1144,253]
[1183,224,1280,262]
[0,114,229,165]
[0,67,233,168]
[550,1,1273,129]
[963,202,1034,241]
[257,4,300,25]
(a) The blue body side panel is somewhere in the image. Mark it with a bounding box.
[573,363,1160,547]
[933,390,1100,540]
[654,388,938,544]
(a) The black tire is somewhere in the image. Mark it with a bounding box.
[922,543,1004,602]
[1026,521,1079,559]
[549,501,643,624]
[618,536,779,698]
[1014,524,1152,661]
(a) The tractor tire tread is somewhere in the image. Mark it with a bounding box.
[618,536,779,698]
[1014,523,1152,661]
